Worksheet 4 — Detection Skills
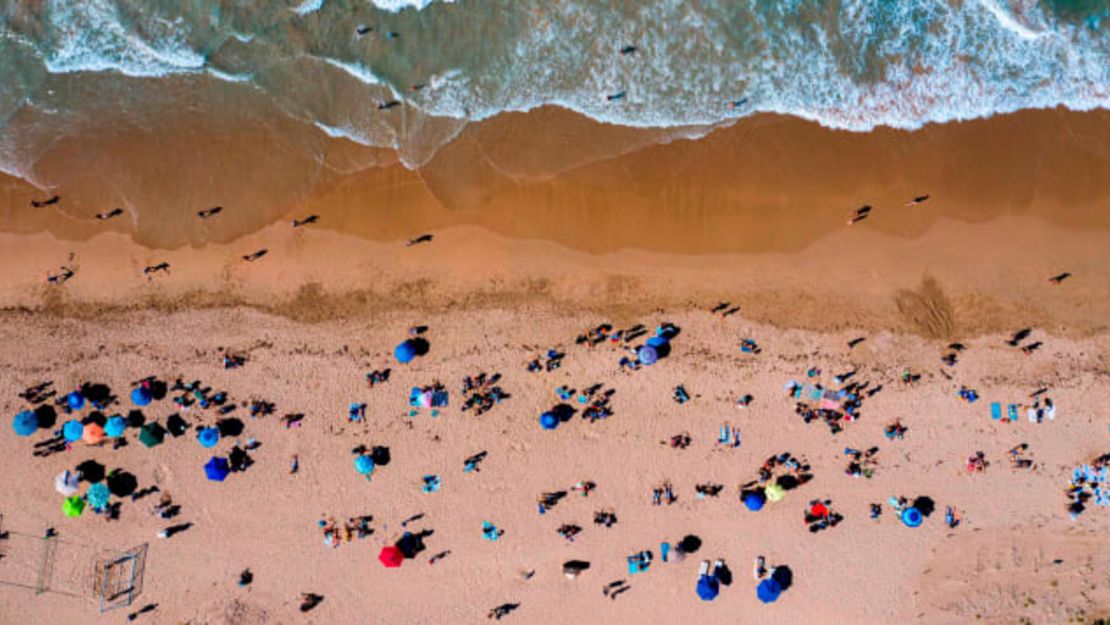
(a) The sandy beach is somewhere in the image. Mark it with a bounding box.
[1,103,1110,625]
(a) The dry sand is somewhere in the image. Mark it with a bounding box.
[0,107,1109,623]
[0,308,1108,625]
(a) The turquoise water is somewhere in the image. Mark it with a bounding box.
[1,0,1108,180]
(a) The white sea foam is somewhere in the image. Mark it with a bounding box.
[312,121,375,145]
[320,57,384,85]
[44,0,206,77]
[367,0,453,13]
[292,0,325,17]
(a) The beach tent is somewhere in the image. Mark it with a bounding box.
[12,410,38,436]
[139,422,165,448]
[394,340,417,364]
[539,411,559,430]
[197,427,220,449]
[105,415,127,438]
[62,420,84,443]
[54,470,80,496]
[901,507,923,528]
[205,456,230,482]
[354,454,375,476]
[757,578,782,604]
[696,574,720,601]
[62,495,85,518]
[743,491,766,511]
[764,482,786,503]
[82,422,105,445]
[66,392,85,411]
[86,482,110,510]
[378,545,404,568]
[130,386,153,407]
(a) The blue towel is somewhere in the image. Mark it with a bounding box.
[990,402,1002,420]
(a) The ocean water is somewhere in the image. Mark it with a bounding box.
[1,0,1108,182]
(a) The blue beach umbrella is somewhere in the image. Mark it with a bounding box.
[637,345,658,366]
[697,574,720,601]
[743,491,766,512]
[901,507,923,528]
[757,578,782,604]
[12,410,38,436]
[104,415,127,438]
[205,457,230,482]
[62,420,84,442]
[66,392,85,411]
[354,454,375,476]
[130,386,152,407]
[86,482,110,509]
[394,340,417,364]
[539,411,559,430]
[197,427,220,449]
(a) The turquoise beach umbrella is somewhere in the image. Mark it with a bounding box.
[355,455,375,475]
[86,482,110,509]
[197,427,220,449]
[104,415,127,438]
[62,420,84,442]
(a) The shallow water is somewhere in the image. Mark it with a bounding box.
[1,0,1108,185]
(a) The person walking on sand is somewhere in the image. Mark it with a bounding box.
[904,194,930,206]
[197,206,223,219]
[846,205,871,226]
[143,262,170,276]
[96,208,123,220]
[31,195,60,208]
[242,249,268,262]
[407,234,433,246]
[292,214,319,227]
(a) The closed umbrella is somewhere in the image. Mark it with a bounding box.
[62,495,85,517]
[12,410,38,436]
[62,420,84,443]
[82,422,105,445]
[205,456,230,482]
[197,427,220,449]
[54,470,80,496]
[104,415,127,438]
[130,386,152,407]
[86,482,110,510]
[757,578,782,604]
[378,545,404,568]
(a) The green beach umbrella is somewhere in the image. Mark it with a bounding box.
[62,495,85,517]
[139,422,165,448]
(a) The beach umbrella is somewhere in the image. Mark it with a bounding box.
[354,454,375,476]
[130,386,152,407]
[66,392,85,411]
[378,545,404,568]
[539,411,559,430]
[104,415,127,438]
[86,482,110,510]
[139,422,165,448]
[757,578,782,604]
[394,340,417,364]
[901,507,923,528]
[197,427,220,449]
[62,420,84,443]
[205,456,230,482]
[54,470,80,496]
[637,345,658,366]
[62,495,85,518]
[697,575,720,601]
[82,422,105,445]
[764,482,786,503]
[12,410,38,436]
[743,491,766,512]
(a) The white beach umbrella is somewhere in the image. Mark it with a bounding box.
[54,470,80,496]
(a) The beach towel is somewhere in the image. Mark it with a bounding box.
[990,402,1002,420]
[1008,404,1019,422]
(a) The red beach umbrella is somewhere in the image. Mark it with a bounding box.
[379,545,404,568]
